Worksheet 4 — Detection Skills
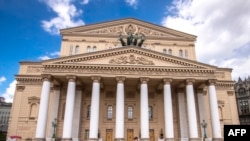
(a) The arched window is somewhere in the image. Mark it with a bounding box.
[179,49,183,57]
[168,49,172,55]
[93,46,97,52]
[185,49,188,58]
[107,105,113,119]
[69,45,73,55]
[128,106,133,119]
[30,103,37,118]
[75,45,79,54]
[163,49,167,54]
[87,46,91,53]
[149,106,153,120]
[87,105,91,119]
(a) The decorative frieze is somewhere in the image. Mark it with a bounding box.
[43,64,214,77]
[16,76,43,85]
[27,66,44,73]
[109,55,154,65]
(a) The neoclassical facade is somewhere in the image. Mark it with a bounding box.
[8,18,239,141]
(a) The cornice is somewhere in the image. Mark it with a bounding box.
[215,81,235,88]
[15,75,42,85]
[43,64,215,77]
[44,47,210,69]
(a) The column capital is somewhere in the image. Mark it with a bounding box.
[140,77,149,84]
[91,76,101,83]
[41,74,52,81]
[207,79,217,86]
[186,78,195,85]
[116,76,125,83]
[66,75,76,82]
[163,78,172,84]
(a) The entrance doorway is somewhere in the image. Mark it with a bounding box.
[149,129,155,141]
[106,129,113,141]
[127,129,134,141]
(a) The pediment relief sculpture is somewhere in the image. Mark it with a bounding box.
[109,55,154,65]
[82,24,176,38]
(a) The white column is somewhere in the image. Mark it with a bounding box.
[35,74,52,139]
[47,85,60,139]
[207,79,222,138]
[115,77,125,140]
[89,76,101,139]
[186,79,198,139]
[62,76,76,139]
[140,77,149,140]
[72,89,82,141]
[163,78,174,140]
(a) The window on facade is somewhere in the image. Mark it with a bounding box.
[75,45,79,54]
[185,49,188,58]
[168,49,172,55]
[69,45,73,55]
[128,106,133,119]
[239,99,249,114]
[107,105,113,119]
[93,46,97,52]
[30,103,37,118]
[163,49,167,54]
[85,129,89,139]
[179,49,183,57]
[149,106,153,120]
[87,46,91,53]
[239,88,246,95]
[87,105,91,119]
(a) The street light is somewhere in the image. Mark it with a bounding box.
[52,118,57,139]
[201,119,207,141]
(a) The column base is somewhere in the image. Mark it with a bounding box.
[212,138,223,141]
[140,138,149,141]
[87,138,99,141]
[189,138,201,141]
[34,138,46,141]
[114,138,124,141]
[61,138,72,141]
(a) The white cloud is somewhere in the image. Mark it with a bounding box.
[1,80,17,103]
[0,76,6,85]
[81,0,89,4]
[38,51,60,60]
[162,0,250,80]
[40,0,85,35]
[125,0,138,8]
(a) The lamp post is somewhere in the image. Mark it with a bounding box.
[201,119,207,141]
[52,118,57,139]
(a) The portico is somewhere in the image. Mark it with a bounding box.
[34,73,222,141]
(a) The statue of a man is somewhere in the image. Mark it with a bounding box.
[138,34,145,47]
[119,34,126,46]
[133,33,138,46]
[127,33,133,45]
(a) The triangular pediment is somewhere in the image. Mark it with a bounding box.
[43,46,216,70]
[60,18,196,40]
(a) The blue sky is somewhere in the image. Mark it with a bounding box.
[0,0,250,102]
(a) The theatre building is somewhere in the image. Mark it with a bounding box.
[7,18,239,141]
